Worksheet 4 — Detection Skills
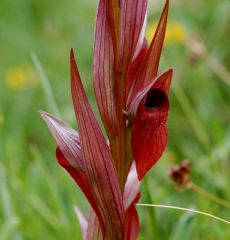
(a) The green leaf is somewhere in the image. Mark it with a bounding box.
[169,211,195,240]
[31,52,61,118]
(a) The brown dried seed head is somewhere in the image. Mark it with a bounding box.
[170,160,191,189]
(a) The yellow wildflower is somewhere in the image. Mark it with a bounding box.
[5,64,38,91]
[146,21,187,45]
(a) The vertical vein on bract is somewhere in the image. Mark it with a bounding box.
[70,50,124,239]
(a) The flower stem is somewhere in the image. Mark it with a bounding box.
[187,182,230,209]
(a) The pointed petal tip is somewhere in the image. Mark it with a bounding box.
[169,68,173,80]
[164,0,169,19]
[38,109,45,115]
[152,68,173,95]
[70,49,78,68]
[136,170,144,181]
[38,110,49,120]
[165,0,169,9]
[73,205,80,213]
[70,48,75,64]
[74,205,87,221]
[70,48,74,57]
[70,48,80,78]
[164,68,173,78]
[38,110,55,123]
[168,67,173,74]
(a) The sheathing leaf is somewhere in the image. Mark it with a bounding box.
[71,50,124,239]
[93,0,119,137]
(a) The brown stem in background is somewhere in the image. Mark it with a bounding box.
[187,182,230,210]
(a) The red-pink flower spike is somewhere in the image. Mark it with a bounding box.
[40,0,172,239]
[94,0,147,188]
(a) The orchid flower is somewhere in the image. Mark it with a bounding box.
[39,0,172,239]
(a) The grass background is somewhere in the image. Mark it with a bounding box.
[0,0,230,239]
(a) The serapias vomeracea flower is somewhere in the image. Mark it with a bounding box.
[39,0,173,239]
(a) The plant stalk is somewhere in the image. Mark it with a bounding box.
[187,182,230,210]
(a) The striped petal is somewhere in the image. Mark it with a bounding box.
[93,0,119,138]
[86,210,102,240]
[39,111,83,170]
[126,39,148,99]
[119,0,147,72]
[71,49,124,239]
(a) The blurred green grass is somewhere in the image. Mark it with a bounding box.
[0,0,230,239]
